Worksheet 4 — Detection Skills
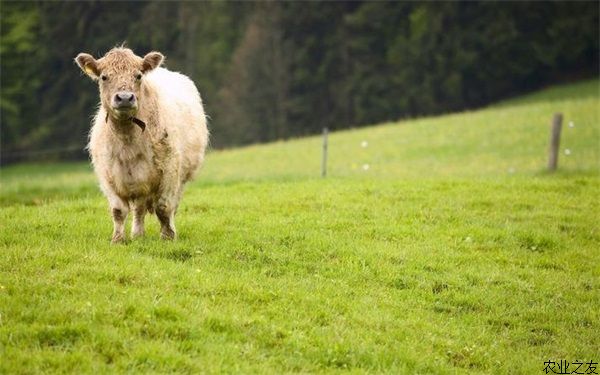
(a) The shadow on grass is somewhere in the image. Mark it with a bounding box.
[0,185,99,207]
[127,238,204,263]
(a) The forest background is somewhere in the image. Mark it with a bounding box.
[1,1,598,163]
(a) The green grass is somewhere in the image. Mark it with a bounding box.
[1,79,599,374]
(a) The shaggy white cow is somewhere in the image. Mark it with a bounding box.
[75,47,208,243]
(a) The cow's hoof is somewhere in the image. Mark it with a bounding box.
[160,229,176,241]
[111,233,126,244]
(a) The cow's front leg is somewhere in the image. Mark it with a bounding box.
[131,199,147,238]
[109,197,129,244]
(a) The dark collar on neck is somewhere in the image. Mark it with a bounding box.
[131,117,146,132]
[105,113,146,132]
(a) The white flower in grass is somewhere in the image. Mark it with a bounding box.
[361,141,368,148]
[564,149,571,155]
[568,121,575,128]
[362,164,370,171]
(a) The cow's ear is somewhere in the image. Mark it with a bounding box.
[75,53,100,80]
[142,52,164,73]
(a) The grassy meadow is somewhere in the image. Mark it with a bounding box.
[0,79,599,373]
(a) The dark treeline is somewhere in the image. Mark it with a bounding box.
[1,1,598,163]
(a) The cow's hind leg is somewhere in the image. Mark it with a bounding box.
[156,202,176,240]
[158,185,185,240]
[156,160,181,240]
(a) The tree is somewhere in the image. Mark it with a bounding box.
[1,2,42,155]
[217,2,290,146]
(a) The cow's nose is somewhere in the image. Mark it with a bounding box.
[114,91,136,107]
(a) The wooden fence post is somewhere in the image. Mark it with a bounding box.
[548,113,563,172]
[321,127,328,178]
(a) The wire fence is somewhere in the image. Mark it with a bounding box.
[1,145,88,166]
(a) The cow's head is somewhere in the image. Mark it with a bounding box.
[75,47,163,122]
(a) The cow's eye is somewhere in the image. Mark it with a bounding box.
[101,75,108,81]
[135,73,142,80]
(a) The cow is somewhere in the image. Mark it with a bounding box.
[75,47,209,243]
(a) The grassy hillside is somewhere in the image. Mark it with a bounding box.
[201,79,599,182]
[0,79,598,374]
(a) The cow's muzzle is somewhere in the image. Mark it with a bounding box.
[112,91,137,110]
